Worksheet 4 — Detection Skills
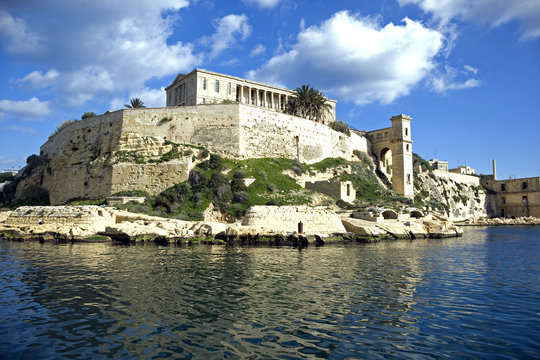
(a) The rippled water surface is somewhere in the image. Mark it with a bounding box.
[1,227,539,359]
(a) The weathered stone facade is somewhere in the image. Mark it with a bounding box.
[367,115,414,197]
[481,175,540,218]
[36,104,373,204]
[165,69,337,125]
[241,206,346,235]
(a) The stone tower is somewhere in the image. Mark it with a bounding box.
[368,114,414,198]
[389,114,414,198]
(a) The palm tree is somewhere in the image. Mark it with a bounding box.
[285,85,330,122]
[124,98,145,108]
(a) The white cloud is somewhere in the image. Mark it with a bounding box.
[0,97,51,121]
[0,125,38,134]
[244,0,282,8]
[14,69,60,88]
[431,65,480,93]
[0,10,41,54]
[464,65,478,74]
[1,1,200,107]
[203,14,252,59]
[398,0,540,40]
[250,44,266,57]
[110,87,166,110]
[247,11,443,105]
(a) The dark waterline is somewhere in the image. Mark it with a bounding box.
[1,227,539,359]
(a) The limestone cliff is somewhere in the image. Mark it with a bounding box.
[414,170,489,221]
[12,132,203,205]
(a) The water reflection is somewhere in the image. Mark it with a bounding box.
[1,227,540,359]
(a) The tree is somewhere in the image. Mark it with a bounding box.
[125,98,145,108]
[81,112,96,119]
[285,85,331,122]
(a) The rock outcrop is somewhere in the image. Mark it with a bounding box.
[0,205,464,244]
[415,171,489,221]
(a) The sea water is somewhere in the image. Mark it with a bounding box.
[1,227,539,359]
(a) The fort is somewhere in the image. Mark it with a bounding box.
[34,69,414,205]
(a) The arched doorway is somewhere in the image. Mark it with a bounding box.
[379,148,392,175]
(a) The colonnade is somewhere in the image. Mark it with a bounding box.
[237,85,290,111]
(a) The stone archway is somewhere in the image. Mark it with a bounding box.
[381,209,398,219]
[380,148,392,175]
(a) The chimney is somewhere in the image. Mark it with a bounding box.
[493,159,497,180]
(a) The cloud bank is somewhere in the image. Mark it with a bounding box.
[248,11,444,105]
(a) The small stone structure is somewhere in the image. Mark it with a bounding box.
[3,206,115,233]
[449,165,475,175]
[428,159,449,171]
[304,180,355,203]
[106,196,146,206]
[241,206,346,235]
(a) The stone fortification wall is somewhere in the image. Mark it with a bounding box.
[119,105,241,157]
[432,170,480,187]
[111,160,193,195]
[24,104,372,205]
[238,105,369,163]
[4,206,114,228]
[241,206,346,234]
[40,111,124,159]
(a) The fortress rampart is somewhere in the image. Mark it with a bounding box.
[42,104,370,164]
[36,104,371,204]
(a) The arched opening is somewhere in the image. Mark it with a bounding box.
[379,148,392,175]
[410,210,423,218]
[382,209,398,219]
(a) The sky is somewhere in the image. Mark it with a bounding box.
[1,0,539,180]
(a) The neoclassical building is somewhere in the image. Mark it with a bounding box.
[165,69,337,125]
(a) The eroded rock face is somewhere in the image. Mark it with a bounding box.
[415,172,488,221]
[342,213,462,239]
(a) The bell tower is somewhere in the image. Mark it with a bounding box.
[390,114,414,198]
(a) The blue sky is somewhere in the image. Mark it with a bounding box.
[1,0,539,179]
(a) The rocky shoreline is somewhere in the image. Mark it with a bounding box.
[460,216,540,226]
[0,205,463,246]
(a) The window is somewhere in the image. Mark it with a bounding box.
[405,128,409,136]
[501,197,505,205]
[522,181,528,190]
[202,77,207,90]
[522,196,528,205]
[384,131,388,138]
[346,184,351,197]
[406,144,410,152]
[202,98,206,104]
[215,80,220,93]
[407,174,411,184]
[228,82,232,95]
[377,133,382,139]
[501,184,506,191]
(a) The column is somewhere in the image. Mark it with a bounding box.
[247,87,251,105]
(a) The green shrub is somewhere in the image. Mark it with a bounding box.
[0,173,15,183]
[233,191,248,204]
[81,112,96,120]
[329,120,351,136]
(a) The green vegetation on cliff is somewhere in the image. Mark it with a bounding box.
[117,152,415,220]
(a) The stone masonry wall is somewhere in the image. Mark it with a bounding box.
[31,104,372,204]
[238,105,369,163]
[241,205,346,234]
